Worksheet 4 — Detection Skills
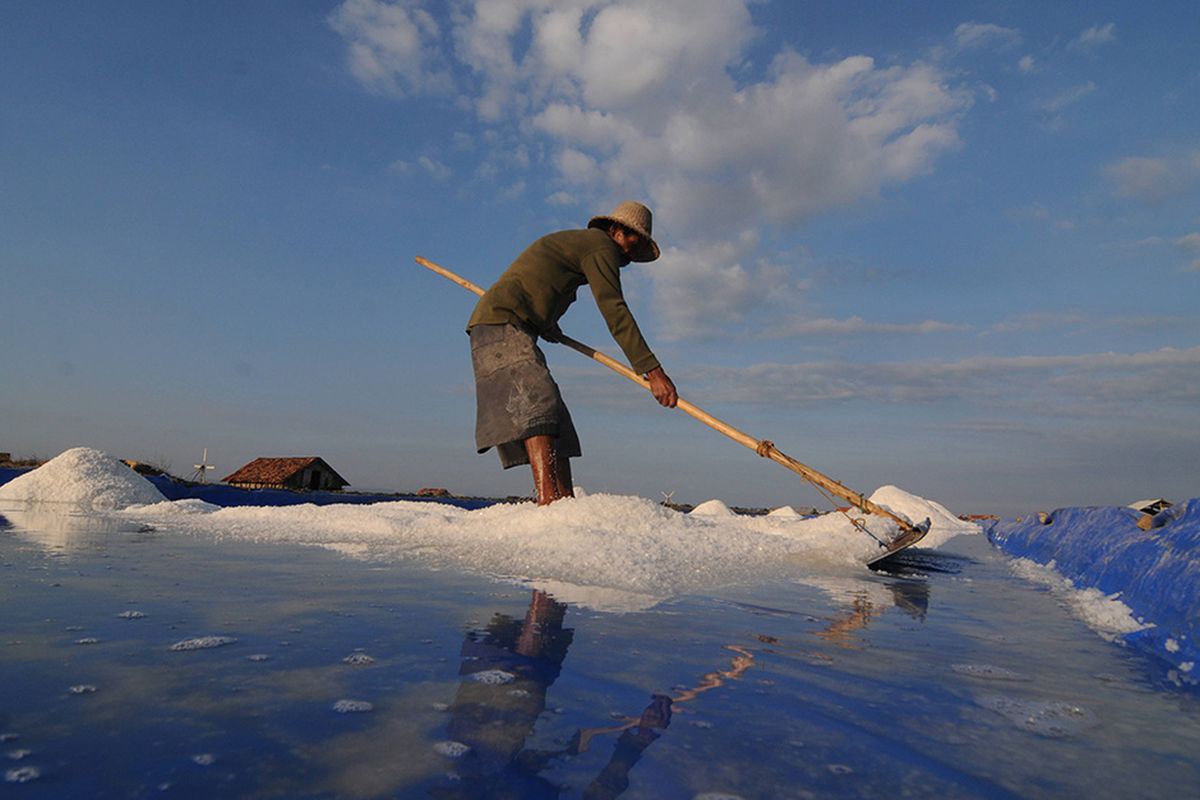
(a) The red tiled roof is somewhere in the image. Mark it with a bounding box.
[222,457,346,486]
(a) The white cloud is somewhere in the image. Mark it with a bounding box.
[647,238,785,340]
[1176,233,1200,271]
[1105,154,1200,204]
[771,316,966,337]
[1038,81,1097,130]
[332,1,973,327]
[1174,233,1200,252]
[388,155,451,180]
[693,347,1200,408]
[417,155,451,180]
[546,190,576,206]
[556,148,601,183]
[954,22,1021,51]
[1040,81,1096,113]
[333,1,970,238]
[1018,55,1036,73]
[1071,23,1117,51]
[327,0,450,96]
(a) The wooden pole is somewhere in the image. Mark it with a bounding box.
[414,255,917,534]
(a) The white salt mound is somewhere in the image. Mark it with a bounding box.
[768,505,801,517]
[869,484,980,548]
[690,499,733,516]
[0,447,164,510]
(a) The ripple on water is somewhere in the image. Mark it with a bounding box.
[68,685,97,695]
[342,652,375,665]
[977,694,1097,738]
[117,610,146,619]
[169,636,238,652]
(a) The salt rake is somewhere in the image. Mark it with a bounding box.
[415,255,929,565]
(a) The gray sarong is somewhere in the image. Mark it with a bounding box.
[469,323,581,469]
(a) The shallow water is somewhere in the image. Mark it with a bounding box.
[2,507,1199,799]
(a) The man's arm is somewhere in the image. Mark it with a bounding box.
[579,249,660,375]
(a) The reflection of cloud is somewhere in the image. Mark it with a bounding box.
[0,505,149,554]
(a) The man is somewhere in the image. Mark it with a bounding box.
[467,201,677,505]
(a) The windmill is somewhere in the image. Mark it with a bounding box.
[191,449,215,483]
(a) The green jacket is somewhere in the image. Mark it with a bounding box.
[467,228,660,375]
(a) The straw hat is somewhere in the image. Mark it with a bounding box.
[587,200,660,262]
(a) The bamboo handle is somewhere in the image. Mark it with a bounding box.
[414,255,914,532]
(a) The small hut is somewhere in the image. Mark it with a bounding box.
[223,457,349,491]
[1128,498,1172,515]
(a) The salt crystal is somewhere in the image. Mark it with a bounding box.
[951,663,1027,681]
[332,700,373,713]
[5,766,41,783]
[169,636,238,651]
[470,670,515,685]
[434,741,471,758]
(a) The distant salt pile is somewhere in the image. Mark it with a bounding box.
[768,505,801,517]
[690,499,734,516]
[0,447,164,510]
[869,484,980,548]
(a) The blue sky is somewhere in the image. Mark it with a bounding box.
[3,1,1198,515]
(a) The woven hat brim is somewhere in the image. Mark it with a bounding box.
[587,216,660,262]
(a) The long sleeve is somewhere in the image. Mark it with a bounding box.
[579,249,660,375]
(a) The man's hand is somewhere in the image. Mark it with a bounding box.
[646,367,678,408]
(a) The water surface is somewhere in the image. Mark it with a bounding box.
[2,508,1198,798]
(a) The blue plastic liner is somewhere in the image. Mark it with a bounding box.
[986,498,1199,680]
[0,467,493,511]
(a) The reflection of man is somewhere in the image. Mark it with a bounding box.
[432,592,673,800]
[434,590,573,798]
[467,201,678,505]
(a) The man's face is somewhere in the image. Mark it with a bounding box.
[610,225,641,260]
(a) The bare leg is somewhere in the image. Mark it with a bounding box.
[525,435,573,505]
[555,453,574,501]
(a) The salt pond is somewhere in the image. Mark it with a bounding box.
[2,451,1199,797]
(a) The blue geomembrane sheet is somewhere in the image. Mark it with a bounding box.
[0,467,493,510]
[986,498,1199,677]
